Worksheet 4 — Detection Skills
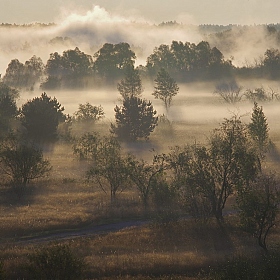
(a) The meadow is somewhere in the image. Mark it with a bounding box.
[1,81,280,279]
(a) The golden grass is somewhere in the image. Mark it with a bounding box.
[1,217,278,279]
[0,114,280,279]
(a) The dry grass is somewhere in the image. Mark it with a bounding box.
[1,112,280,279]
[1,217,279,279]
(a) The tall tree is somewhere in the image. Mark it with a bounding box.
[167,116,259,222]
[236,173,280,252]
[111,96,158,141]
[248,102,270,169]
[93,43,136,80]
[153,68,179,112]
[117,66,143,99]
[0,83,18,138]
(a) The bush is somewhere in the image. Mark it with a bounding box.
[28,244,84,280]
[210,251,280,279]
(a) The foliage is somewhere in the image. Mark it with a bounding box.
[111,96,158,141]
[41,47,93,89]
[117,65,143,99]
[263,48,280,79]
[73,102,104,123]
[210,251,280,279]
[166,116,259,222]
[3,56,44,90]
[127,155,165,208]
[146,40,232,80]
[214,80,243,103]
[152,68,179,111]
[0,83,18,138]
[28,244,84,280]
[74,133,130,202]
[93,42,136,80]
[245,86,280,102]
[20,92,66,143]
[248,102,270,168]
[236,173,280,251]
[0,137,51,192]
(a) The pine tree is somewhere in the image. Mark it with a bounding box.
[111,96,158,141]
[117,66,143,99]
[248,102,270,169]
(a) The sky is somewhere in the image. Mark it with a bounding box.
[0,0,279,25]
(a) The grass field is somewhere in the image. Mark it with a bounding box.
[1,86,280,279]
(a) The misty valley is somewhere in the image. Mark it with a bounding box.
[0,18,280,280]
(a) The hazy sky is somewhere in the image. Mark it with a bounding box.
[0,0,279,25]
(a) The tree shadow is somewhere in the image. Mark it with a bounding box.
[0,183,37,207]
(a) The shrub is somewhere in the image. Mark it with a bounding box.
[28,244,84,280]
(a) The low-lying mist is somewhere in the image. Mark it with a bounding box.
[1,5,279,75]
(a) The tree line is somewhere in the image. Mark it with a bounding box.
[3,39,280,91]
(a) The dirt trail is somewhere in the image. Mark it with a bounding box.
[9,220,149,245]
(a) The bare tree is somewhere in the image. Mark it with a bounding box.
[214,81,243,103]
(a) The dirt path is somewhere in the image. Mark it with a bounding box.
[10,220,149,245]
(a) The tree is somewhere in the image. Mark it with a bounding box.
[73,103,104,123]
[214,80,243,103]
[0,137,51,193]
[236,173,280,251]
[117,66,143,99]
[42,47,93,89]
[127,155,165,208]
[3,56,45,90]
[93,43,136,80]
[263,48,280,79]
[152,68,179,112]
[248,102,270,168]
[0,83,18,138]
[111,96,158,141]
[73,133,130,202]
[3,59,25,88]
[20,93,66,144]
[167,116,259,222]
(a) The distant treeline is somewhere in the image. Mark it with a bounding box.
[2,38,280,91]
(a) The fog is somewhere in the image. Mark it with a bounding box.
[1,5,279,75]
[2,5,280,144]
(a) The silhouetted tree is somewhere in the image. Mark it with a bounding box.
[117,66,143,99]
[263,48,280,79]
[73,103,104,123]
[73,133,130,202]
[214,81,243,103]
[3,56,45,90]
[20,93,66,144]
[167,116,259,222]
[0,137,51,193]
[153,68,179,112]
[93,43,136,80]
[248,102,270,170]
[42,47,93,89]
[0,83,18,138]
[236,173,280,252]
[111,96,158,141]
